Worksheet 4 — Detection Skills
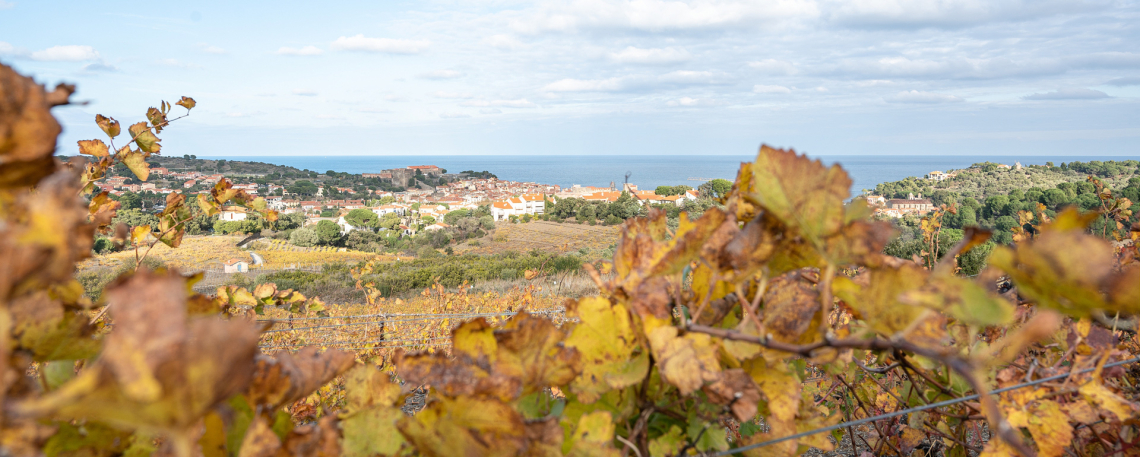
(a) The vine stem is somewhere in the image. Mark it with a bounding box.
[685,323,1037,457]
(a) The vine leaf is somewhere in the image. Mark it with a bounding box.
[17,270,260,445]
[746,145,850,246]
[647,325,721,396]
[119,146,150,181]
[565,411,620,457]
[128,121,161,154]
[246,347,355,410]
[564,297,641,403]
[77,139,109,158]
[988,209,1124,317]
[833,259,929,337]
[95,114,120,138]
[341,366,405,457]
[397,395,527,456]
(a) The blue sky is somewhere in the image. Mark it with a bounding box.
[2,0,1139,156]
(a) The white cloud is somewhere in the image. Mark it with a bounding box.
[30,45,99,61]
[667,97,701,106]
[748,59,798,75]
[431,91,474,99]
[332,35,430,54]
[658,70,720,84]
[753,84,791,94]
[418,70,464,79]
[82,62,118,72]
[439,112,471,118]
[514,0,820,33]
[0,1,14,9]
[483,34,525,50]
[884,90,964,103]
[0,41,25,56]
[201,45,227,54]
[277,46,324,56]
[544,77,628,92]
[1023,88,1110,100]
[608,47,690,65]
[293,89,318,96]
[825,0,1109,28]
[460,98,537,108]
[480,108,503,114]
[385,95,409,102]
[1106,77,1140,87]
[359,107,394,113]
[316,114,345,120]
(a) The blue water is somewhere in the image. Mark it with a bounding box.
[218,155,1138,196]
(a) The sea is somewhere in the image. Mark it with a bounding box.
[220,155,1139,196]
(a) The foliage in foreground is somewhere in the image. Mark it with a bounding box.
[2,63,1140,457]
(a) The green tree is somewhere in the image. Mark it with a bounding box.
[111,208,157,228]
[118,192,142,210]
[275,212,306,231]
[578,204,596,221]
[287,180,318,195]
[315,220,342,245]
[378,213,401,230]
[344,208,378,229]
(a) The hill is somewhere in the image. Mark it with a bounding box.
[874,160,1140,201]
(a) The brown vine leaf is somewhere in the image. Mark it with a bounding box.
[176,96,196,110]
[18,269,259,442]
[95,114,120,138]
[564,297,641,403]
[496,312,582,396]
[397,395,527,457]
[0,62,69,188]
[762,269,821,345]
[701,368,761,421]
[279,415,340,457]
[746,145,850,246]
[246,347,355,410]
[238,415,281,457]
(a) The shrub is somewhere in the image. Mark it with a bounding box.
[289,227,319,247]
[499,268,517,280]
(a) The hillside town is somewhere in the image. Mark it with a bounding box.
[93,159,709,237]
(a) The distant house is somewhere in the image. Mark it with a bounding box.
[224,258,249,273]
[926,171,949,181]
[219,206,247,221]
[491,201,516,221]
[884,197,934,216]
[423,222,450,231]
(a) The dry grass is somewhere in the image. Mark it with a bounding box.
[79,235,249,272]
[457,221,620,256]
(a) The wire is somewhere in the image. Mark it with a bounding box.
[257,309,562,324]
[259,335,452,350]
[259,309,564,334]
[708,356,1140,457]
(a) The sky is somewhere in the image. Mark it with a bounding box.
[2,0,1139,157]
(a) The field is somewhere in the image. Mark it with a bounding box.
[79,235,250,271]
[248,238,383,267]
[458,220,620,256]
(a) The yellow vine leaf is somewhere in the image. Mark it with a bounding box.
[564,297,642,403]
[397,395,527,457]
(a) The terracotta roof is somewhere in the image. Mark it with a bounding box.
[224,258,246,266]
[493,202,512,209]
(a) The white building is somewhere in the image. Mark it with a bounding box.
[224,258,249,273]
[219,206,247,222]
